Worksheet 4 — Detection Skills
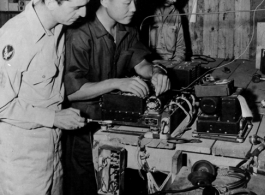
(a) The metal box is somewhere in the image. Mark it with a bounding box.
[0,0,9,11]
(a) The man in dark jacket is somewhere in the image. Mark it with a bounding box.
[64,0,170,194]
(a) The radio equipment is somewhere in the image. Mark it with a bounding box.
[101,90,195,137]
[167,61,202,89]
[193,88,252,143]
[195,79,235,97]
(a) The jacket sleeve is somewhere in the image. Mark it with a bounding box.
[127,27,151,69]
[64,28,91,96]
[0,29,55,130]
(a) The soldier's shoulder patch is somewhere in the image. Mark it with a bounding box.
[2,45,14,61]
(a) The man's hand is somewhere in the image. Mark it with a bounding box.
[117,77,149,98]
[54,108,86,130]
[151,72,170,96]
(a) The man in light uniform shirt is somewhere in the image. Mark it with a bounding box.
[0,0,89,194]
[149,0,186,66]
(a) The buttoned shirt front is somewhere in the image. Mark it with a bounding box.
[0,1,65,129]
[150,5,186,62]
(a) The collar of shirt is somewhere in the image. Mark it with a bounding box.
[156,5,176,23]
[92,16,128,46]
[25,0,63,43]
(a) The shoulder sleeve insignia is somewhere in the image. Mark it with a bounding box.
[2,45,15,61]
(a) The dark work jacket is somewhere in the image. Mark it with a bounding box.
[64,16,151,119]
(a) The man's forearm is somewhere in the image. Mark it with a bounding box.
[134,59,154,79]
[68,79,119,101]
[135,59,167,79]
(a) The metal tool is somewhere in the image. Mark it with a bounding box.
[167,137,202,144]
[87,119,113,125]
[249,134,265,145]
[252,73,265,83]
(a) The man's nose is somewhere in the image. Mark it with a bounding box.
[78,6,86,17]
[129,1,136,12]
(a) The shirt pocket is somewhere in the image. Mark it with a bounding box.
[164,25,178,52]
[116,50,134,77]
[28,64,58,85]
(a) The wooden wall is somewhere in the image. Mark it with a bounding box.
[139,0,265,60]
[188,0,265,60]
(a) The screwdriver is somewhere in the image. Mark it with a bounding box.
[87,119,113,124]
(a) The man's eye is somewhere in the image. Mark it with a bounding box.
[74,6,83,10]
[124,0,131,5]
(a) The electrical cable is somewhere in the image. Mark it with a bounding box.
[170,101,192,138]
[140,8,265,31]
[176,95,193,116]
[216,166,251,194]
[175,0,260,93]
[136,145,145,180]
[148,166,250,195]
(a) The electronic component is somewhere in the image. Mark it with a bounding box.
[18,0,26,11]
[101,92,146,124]
[0,0,8,11]
[221,95,241,122]
[167,61,201,89]
[97,145,126,195]
[193,88,252,142]
[101,91,194,136]
[252,73,265,83]
[195,79,235,97]
[200,97,221,115]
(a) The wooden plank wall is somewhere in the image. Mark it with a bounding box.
[202,0,219,58]
[218,0,235,59]
[188,0,254,59]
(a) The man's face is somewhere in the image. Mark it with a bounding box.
[103,0,136,25]
[52,0,89,25]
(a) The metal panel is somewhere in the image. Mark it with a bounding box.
[0,0,9,11]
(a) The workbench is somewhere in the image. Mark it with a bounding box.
[93,59,265,195]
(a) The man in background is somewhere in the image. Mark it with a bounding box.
[0,0,89,194]
[149,0,186,67]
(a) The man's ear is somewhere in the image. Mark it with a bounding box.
[45,0,59,11]
[100,0,108,8]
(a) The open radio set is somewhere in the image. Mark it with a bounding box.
[97,60,253,143]
[100,90,195,138]
[99,61,203,138]
[193,81,252,143]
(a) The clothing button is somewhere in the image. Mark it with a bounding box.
[42,75,46,78]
